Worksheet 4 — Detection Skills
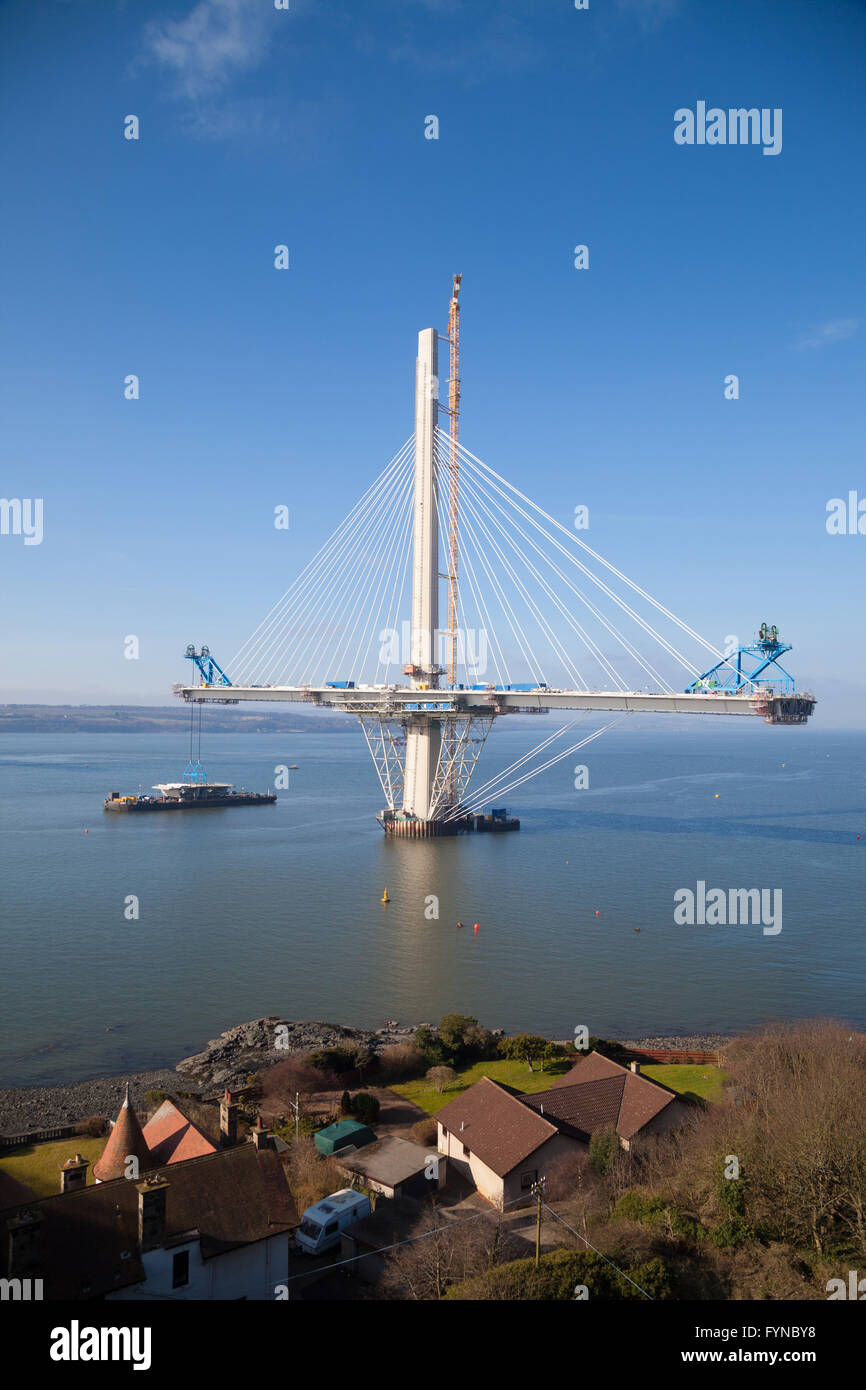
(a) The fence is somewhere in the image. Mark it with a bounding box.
[0,1124,81,1152]
[623,1049,725,1066]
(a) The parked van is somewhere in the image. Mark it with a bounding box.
[295,1189,371,1256]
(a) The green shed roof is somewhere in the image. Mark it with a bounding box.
[314,1120,376,1155]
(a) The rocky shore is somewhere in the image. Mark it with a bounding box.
[0,1020,732,1135]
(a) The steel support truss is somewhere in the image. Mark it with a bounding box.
[357,712,495,816]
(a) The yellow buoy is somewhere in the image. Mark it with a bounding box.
[381,888,390,903]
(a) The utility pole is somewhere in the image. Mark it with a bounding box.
[533,1176,546,1267]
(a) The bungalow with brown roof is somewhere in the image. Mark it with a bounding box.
[436,1053,690,1208]
[436,1077,576,1209]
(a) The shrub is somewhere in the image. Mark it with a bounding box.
[258,1059,331,1118]
[426,1066,457,1094]
[144,1090,168,1109]
[307,1047,359,1075]
[588,1124,621,1175]
[410,1116,438,1148]
[571,1036,631,1067]
[377,1043,427,1084]
[285,1136,345,1212]
[75,1115,108,1138]
[444,1248,673,1301]
[339,1090,352,1115]
[350,1092,380,1125]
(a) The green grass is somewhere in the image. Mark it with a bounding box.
[640,1064,728,1103]
[391,1057,572,1115]
[0,1136,106,1199]
[391,1059,728,1114]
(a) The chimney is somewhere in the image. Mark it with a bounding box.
[251,1117,273,1151]
[630,1061,640,1075]
[7,1209,44,1277]
[60,1153,89,1194]
[219,1089,238,1148]
[137,1176,169,1254]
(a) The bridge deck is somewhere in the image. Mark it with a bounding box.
[176,685,816,721]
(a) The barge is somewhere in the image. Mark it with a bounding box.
[105,781,276,812]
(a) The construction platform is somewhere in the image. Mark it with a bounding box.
[377,808,520,838]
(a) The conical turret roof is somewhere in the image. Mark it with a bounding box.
[93,1084,152,1182]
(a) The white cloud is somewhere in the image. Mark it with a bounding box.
[796,319,859,350]
[142,0,272,101]
[615,0,681,33]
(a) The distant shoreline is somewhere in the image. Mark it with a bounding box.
[0,703,355,735]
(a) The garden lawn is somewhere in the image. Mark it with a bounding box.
[391,1057,571,1115]
[0,1136,106,1199]
[640,1064,728,1103]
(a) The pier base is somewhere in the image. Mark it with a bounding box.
[377,810,520,838]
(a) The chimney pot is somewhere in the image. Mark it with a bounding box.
[60,1153,90,1194]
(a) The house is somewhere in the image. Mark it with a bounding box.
[336,1136,445,1200]
[436,1052,690,1208]
[536,1050,691,1148]
[92,1085,234,1183]
[437,1078,575,1208]
[1,1132,297,1301]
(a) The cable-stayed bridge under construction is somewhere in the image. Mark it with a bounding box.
[176,279,816,838]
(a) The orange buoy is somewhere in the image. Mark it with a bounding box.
[457,921,463,929]
[634,927,641,932]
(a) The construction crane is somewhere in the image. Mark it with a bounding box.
[444,274,461,804]
[446,273,461,686]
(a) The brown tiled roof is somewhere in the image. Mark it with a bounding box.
[528,1052,677,1141]
[436,1077,558,1177]
[0,1144,298,1300]
[92,1084,151,1182]
[143,1099,216,1167]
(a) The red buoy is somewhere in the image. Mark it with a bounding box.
[84,828,88,835]
[595,909,600,916]
[473,922,480,932]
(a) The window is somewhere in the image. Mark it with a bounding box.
[172,1251,190,1289]
[520,1170,538,1191]
[324,1221,338,1236]
[462,1143,469,1157]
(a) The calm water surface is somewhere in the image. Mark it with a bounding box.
[0,721,863,1086]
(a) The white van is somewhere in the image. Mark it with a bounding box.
[295,1189,371,1256]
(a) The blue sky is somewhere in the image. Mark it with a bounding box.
[1,0,864,723]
